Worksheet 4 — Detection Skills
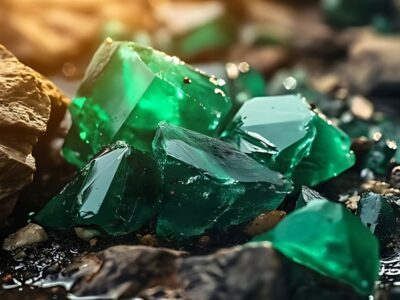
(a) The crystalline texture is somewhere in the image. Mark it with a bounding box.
[153,123,293,241]
[63,40,233,168]
[224,95,355,188]
[35,142,161,235]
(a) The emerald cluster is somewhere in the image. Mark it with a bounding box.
[38,41,355,241]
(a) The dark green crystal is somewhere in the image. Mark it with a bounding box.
[322,0,395,28]
[35,142,161,235]
[63,41,233,168]
[295,186,327,209]
[153,122,293,241]
[357,192,397,251]
[250,199,380,296]
[363,138,397,175]
[224,95,355,188]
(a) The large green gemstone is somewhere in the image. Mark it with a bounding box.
[249,199,379,296]
[223,95,355,188]
[35,142,161,235]
[63,40,233,168]
[153,122,293,241]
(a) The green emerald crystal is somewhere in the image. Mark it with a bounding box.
[35,142,161,235]
[153,122,293,241]
[249,199,379,296]
[224,95,355,188]
[63,40,233,168]
[357,192,396,251]
[295,186,327,209]
[363,138,397,175]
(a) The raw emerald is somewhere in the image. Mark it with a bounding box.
[357,192,397,251]
[153,122,293,241]
[63,40,233,168]
[295,186,327,209]
[223,95,355,188]
[35,142,161,235]
[249,199,379,296]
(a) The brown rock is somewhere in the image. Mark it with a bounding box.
[2,223,48,251]
[0,43,69,225]
[65,246,182,299]
[245,210,286,236]
[64,245,288,300]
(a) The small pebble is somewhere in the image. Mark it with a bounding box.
[74,227,101,242]
[3,223,48,251]
[245,211,286,236]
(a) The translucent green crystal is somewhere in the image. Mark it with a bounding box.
[35,142,161,235]
[224,95,355,188]
[63,41,233,168]
[153,122,293,241]
[250,199,380,296]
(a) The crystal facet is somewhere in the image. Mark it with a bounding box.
[153,123,293,241]
[224,95,355,188]
[357,192,397,251]
[250,199,379,296]
[35,142,161,235]
[63,41,233,167]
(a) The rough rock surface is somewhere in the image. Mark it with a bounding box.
[0,44,69,226]
[63,245,288,300]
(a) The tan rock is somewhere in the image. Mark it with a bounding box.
[0,44,69,224]
[3,223,48,251]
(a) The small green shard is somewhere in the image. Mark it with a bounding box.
[250,199,379,296]
[363,138,397,175]
[35,142,161,235]
[153,122,293,241]
[357,192,397,251]
[295,186,327,209]
[224,95,355,188]
[63,40,233,168]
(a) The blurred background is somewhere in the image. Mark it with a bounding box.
[1,0,400,101]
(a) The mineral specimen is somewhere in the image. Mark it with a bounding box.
[63,40,233,168]
[153,123,292,241]
[250,199,379,296]
[35,142,161,235]
[224,95,355,188]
